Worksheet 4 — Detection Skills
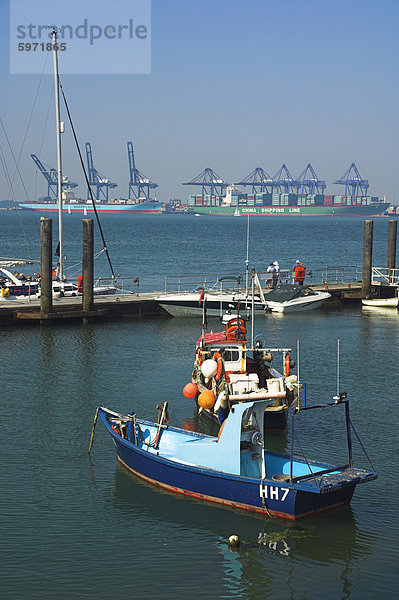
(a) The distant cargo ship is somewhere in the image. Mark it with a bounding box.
[187,189,390,217]
[19,199,164,214]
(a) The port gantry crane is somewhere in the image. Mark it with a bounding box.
[334,163,369,196]
[182,168,228,196]
[85,142,117,202]
[272,164,295,194]
[127,141,158,200]
[292,163,326,195]
[31,154,78,199]
[234,167,274,194]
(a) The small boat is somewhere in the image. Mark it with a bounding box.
[155,275,264,317]
[0,267,39,299]
[0,266,116,300]
[263,284,331,313]
[188,315,298,432]
[95,389,377,520]
[155,289,264,317]
[362,289,399,309]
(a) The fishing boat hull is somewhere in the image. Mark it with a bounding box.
[115,445,355,520]
[98,407,377,521]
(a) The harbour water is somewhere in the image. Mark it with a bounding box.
[1,212,398,599]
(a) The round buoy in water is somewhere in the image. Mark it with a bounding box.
[228,535,240,548]
[182,382,198,398]
[201,359,218,379]
[198,390,216,409]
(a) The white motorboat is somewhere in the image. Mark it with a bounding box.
[155,289,264,317]
[155,277,330,317]
[263,284,331,313]
[362,289,399,309]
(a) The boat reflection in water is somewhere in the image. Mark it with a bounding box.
[107,465,377,598]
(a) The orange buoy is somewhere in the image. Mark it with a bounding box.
[198,390,216,410]
[183,382,198,398]
[285,353,290,378]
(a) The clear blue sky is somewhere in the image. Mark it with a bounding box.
[1,0,398,203]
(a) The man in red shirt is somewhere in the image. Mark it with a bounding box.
[294,262,306,285]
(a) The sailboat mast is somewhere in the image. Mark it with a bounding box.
[245,214,250,291]
[52,29,63,280]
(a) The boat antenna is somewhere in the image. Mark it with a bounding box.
[337,338,340,396]
[201,291,207,347]
[251,267,255,348]
[52,29,64,280]
[296,338,300,410]
[58,79,116,279]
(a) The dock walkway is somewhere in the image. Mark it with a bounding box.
[0,293,166,326]
[0,282,374,327]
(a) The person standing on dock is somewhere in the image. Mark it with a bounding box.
[294,262,306,285]
[292,260,300,284]
[266,262,274,288]
[272,261,280,288]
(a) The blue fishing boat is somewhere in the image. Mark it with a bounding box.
[94,391,377,520]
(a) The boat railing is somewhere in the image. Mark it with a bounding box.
[287,395,377,486]
[94,276,140,295]
[371,266,399,286]
[162,272,245,294]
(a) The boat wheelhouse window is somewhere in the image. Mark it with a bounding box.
[224,349,240,362]
[210,346,243,362]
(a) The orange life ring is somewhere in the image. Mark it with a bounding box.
[226,317,245,330]
[226,324,246,339]
[212,352,223,380]
[285,353,290,378]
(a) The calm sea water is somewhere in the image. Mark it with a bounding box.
[1,212,398,599]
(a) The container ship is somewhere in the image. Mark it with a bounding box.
[187,190,389,217]
[184,165,390,216]
[19,198,164,214]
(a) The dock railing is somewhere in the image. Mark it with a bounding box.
[305,265,362,285]
[158,264,398,295]
[162,272,245,294]
[371,267,399,286]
